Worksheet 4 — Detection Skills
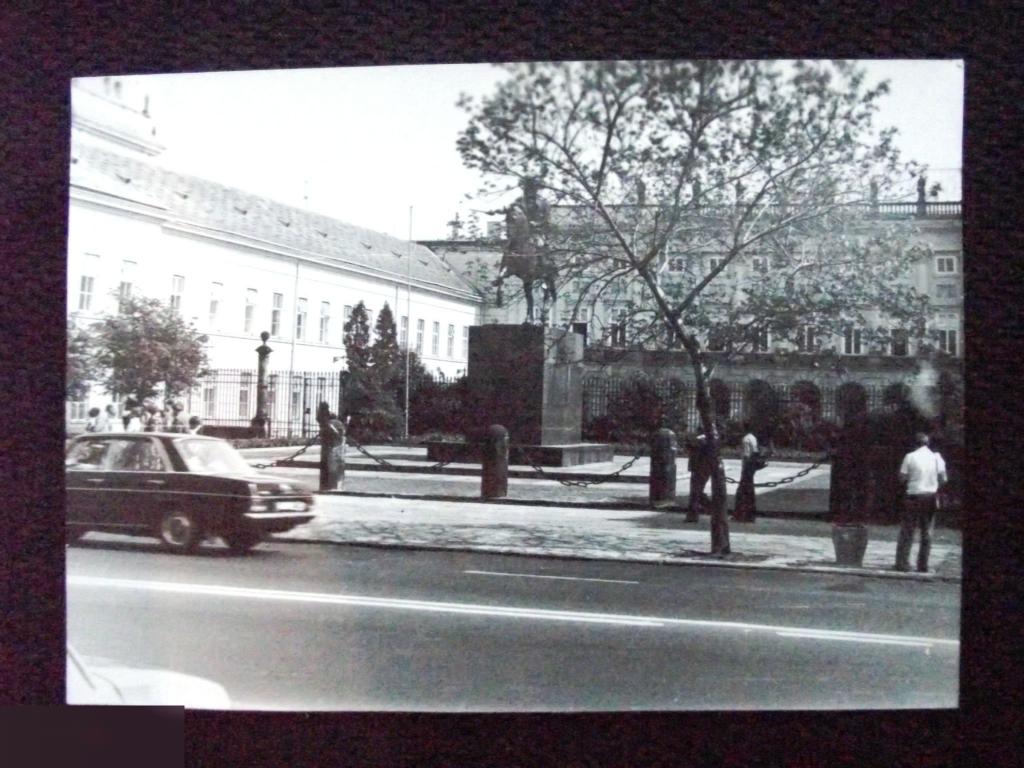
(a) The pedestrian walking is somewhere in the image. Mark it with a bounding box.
[103,404,118,432]
[187,416,203,435]
[895,432,947,573]
[124,406,143,432]
[685,433,714,522]
[85,407,103,433]
[733,423,762,522]
[167,400,187,432]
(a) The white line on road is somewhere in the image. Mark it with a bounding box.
[463,570,640,585]
[68,575,960,649]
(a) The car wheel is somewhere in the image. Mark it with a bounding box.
[158,510,202,553]
[223,529,262,554]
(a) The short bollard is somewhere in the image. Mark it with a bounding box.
[481,424,509,499]
[649,428,677,508]
[317,401,346,492]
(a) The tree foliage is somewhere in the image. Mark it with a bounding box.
[458,60,931,553]
[67,317,98,400]
[91,294,209,403]
[343,301,403,441]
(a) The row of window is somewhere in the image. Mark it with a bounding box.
[664,254,960,275]
[704,326,957,356]
[76,262,470,360]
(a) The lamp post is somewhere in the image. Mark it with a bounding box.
[252,331,272,437]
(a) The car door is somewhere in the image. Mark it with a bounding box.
[65,437,114,525]
[103,436,173,531]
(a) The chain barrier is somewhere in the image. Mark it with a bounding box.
[346,436,456,471]
[250,434,321,469]
[527,451,644,488]
[723,455,830,488]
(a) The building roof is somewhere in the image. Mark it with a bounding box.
[69,142,480,300]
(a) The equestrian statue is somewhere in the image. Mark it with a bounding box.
[492,177,558,324]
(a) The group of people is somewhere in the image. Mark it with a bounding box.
[684,425,948,573]
[84,400,203,435]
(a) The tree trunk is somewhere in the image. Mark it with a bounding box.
[684,338,731,555]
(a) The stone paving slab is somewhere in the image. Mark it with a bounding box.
[276,496,961,583]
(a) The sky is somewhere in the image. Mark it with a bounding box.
[87,60,963,241]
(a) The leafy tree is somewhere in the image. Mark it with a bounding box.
[343,301,372,373]
[67,317,98,400]
[91,294,209,404]
[458,60,932,554]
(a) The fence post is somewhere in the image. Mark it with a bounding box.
[481,424,509,499]
[649,428,677,508]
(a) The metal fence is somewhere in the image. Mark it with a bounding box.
[182,369,344,439]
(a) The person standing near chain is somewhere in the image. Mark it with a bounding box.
[733,422,760,522]
[686,433,714,522]
[895,432,947,573]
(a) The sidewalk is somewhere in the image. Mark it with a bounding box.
[243,446,961,583]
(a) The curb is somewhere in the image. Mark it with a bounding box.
[277,535,961,584]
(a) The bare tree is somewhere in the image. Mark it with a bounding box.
[458,60,932,554]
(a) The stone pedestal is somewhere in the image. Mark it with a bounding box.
[426,324,613,467]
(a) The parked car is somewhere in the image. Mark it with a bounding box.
[67,644,231,708]
[65,432,315,553]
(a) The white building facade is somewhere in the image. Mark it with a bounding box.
[67,78,481,431]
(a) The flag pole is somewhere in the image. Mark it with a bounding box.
[405,206,412,441]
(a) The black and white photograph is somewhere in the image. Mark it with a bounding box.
[63,59,964,712]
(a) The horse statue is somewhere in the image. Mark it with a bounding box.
[493,177,558,324]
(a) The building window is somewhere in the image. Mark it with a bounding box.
[753,327,769,352]
[579,308,590,322]
[751,256,768,273]
[462,326,469,359]
[843,327,863,355]
[118,259,137,312]
[343,305,353,324]
[203,384,217,418]
[238,372,252,418]
[296,298,307,340]
[935,255,958,274]
[447,324,455,357]
[936,329,957,355]
[271,292,283,337]
[798,325,816,352]
[416,319,424,353]
[708,257,725,273]
[170,275,185,312]
[68,400,89,421]
[244,288,257,334]
[431,321,440,355]
[935,283,959,299]
[706,328,727,352]
[400,316,409,348]
[208,282,223,329]
[78,275,95,311]
[890,328,909,357]
[668,257,685,272]
[319,301,331,343]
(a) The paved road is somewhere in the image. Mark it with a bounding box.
[67,537,960,711]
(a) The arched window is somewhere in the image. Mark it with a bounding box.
[836,382,868,425]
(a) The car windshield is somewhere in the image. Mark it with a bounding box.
[174,438,253,474]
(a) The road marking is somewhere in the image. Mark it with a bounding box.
[67,575,960,649]
[463,570,640,585]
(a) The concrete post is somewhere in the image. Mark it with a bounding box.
[317,401,346,492]
[649,428,677,508]
[251,331,272,437]
[481,424,509,499]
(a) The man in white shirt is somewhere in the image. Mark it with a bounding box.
[733,424,759,522]
[895,432,948,572]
